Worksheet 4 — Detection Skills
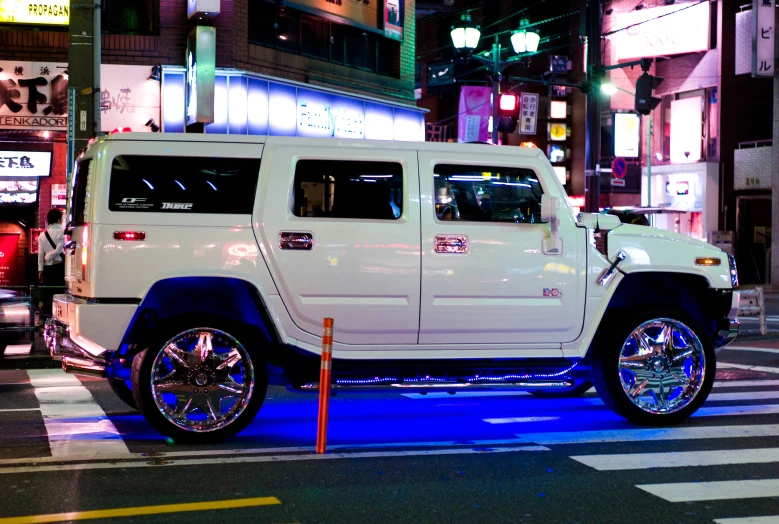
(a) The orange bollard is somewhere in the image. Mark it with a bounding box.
[315,318,334,454]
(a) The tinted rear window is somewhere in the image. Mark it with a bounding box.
[108,155,261,214]
[70,158,92,226]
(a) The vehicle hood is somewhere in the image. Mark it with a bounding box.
[608,225,720,253]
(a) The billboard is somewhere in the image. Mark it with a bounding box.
[384,0,403,40]
[615,2,710,62]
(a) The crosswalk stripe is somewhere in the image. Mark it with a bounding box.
[482,404,779,425]
[571,447,779,471]
[697,404,779,417]
[483,416,560,424]
[515,424,779,445]
[27,370,130,458]
[3,344,32,356]
[708,391,779,401]
[636,479,779,502]
[724,346,779,355]
[714,516,779,524]
[713,380,779,388]
[719,362,779,375]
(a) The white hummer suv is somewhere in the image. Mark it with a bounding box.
[45,133,739,443]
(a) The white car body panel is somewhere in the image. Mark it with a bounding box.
[417,150,586,346]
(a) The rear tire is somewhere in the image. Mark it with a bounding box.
[591,308,714,426]
[131,319,267,443]
[107,376,137,410]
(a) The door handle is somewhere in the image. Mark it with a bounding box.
[434,235,468,254]
[279,232,313,250]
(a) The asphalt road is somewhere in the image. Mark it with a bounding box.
[1,343,779,523]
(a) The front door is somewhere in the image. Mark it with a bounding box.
[258,143,421,345]
[418,152,586,345]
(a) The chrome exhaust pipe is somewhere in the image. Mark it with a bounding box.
[62,356,107,378]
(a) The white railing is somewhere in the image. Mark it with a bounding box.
[738,286,766,335]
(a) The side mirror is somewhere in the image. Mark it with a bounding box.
[540,195,558,224]
[540,195,561,255]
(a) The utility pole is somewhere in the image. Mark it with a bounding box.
[491,36,502,144]
[646,116,653,206]
[584,0,602,213]
[68,0,102,157]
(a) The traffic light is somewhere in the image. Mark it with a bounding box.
[497,93,519,133]
[634,72,663,115]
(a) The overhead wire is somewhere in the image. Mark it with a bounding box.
[601,0,708,37]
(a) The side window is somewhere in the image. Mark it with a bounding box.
[434,164,543,224]
[70,158,92,226]
[108,156,261,214]
[293,160,403,220]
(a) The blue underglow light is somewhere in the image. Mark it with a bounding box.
[207,181,217,191]
[336,377,399,385]
[142,179,154,190]
[175,180,186,190]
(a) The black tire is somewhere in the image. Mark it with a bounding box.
[131,318,267,443]
[530,380,593,398]
[591,308,715,426]
[107,376,137,410]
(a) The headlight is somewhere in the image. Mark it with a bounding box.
[727,253,739,288]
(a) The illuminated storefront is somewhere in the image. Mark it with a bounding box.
[161,67,425,141]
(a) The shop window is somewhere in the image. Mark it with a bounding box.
[248,1,277,48]
[344,28,376,72]
[276,11,300,54]
[293,160,403,220]
[248,2,399,78]
[102,0,158,35]
[330,24,346,65]
[301,15,330,61]
[108,156,261,214]
[434,165,543,224]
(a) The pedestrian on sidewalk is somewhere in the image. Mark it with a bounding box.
[37,209,65,315]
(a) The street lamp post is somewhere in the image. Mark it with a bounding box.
[450,13,540,144]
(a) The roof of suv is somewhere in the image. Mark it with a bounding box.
[96,133,545,159]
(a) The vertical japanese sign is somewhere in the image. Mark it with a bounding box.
[384,0,403,40]
[753,0,775,78]
[0,234,20,287]
[456,86,490,143]
[519,93,539,135]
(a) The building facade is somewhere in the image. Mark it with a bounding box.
[601,0,773,285]
[0,0,420,286]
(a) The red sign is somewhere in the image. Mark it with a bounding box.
[0,233,20,287]
[612,157,628,179]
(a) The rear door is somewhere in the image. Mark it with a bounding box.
[257,142,421,345]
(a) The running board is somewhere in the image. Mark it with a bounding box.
[300,379,575,392]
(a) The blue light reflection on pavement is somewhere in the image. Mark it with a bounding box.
[107,388,632,448]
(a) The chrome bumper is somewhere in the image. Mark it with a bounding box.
[44,318,109,378]
[713,318,739,353]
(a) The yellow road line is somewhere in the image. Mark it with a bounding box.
[0,496,281,524]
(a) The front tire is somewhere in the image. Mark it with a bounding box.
[131,322,267,443]
[591,309,714,426]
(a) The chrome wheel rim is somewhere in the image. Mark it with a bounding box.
[618,318,706,415]
[150,328,254,433]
